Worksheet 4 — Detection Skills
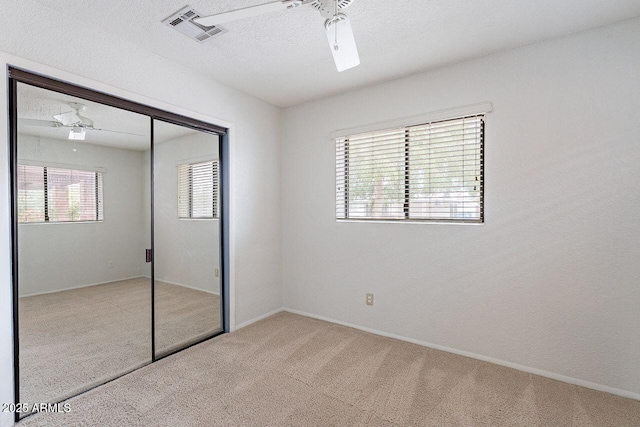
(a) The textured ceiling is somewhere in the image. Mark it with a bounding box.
[23,0,640,107]
[18,84,195,150]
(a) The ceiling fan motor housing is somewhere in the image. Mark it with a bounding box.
[312,0,354,19]
[68,103,94,127]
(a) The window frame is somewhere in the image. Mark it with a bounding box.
[17,164,104,224]
[335,115,485,224]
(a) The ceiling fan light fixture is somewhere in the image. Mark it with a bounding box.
[68,126,86,141]
[325,14,360,72]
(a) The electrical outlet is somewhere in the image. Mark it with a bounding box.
[366,293,374,306]
[215,268,219,277]
[108,261,114,268]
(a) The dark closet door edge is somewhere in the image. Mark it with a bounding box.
[221,133,231,333]
[8,72,20,425]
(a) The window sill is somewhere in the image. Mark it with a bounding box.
[336,219,484,226]
[18,220,104,225]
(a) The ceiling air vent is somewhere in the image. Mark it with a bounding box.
[162,5,226,43]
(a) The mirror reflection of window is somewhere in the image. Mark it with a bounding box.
[17,165,45,223]
[178,160,218,219]
[18,165,104,223]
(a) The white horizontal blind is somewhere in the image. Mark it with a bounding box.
[17,164,103,223]
[336,115,484,222]
[17,165,45,223]
[178,160,218,219]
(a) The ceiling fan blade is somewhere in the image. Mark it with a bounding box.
[194,0,303,26]
[89,127,145,137]
[18,118,61,128]
[326,15,360,72]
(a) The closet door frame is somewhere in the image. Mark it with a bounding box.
[8,66,230,423]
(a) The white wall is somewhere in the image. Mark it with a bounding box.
[17,135,147,296]
[0,1,282,424]
[152,131,220,294]
[282,18,640,398]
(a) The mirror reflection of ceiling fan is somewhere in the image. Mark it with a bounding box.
[194,0,360,72]
[19,102,144,141]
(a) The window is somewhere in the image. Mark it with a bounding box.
[17,165,104,223]
[336,115,484,223]
[178,160,218,219]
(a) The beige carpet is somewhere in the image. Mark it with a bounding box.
[18,311,640,426]
[154,280,222,355]
[19,278,220,411]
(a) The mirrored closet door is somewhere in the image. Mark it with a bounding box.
[153,120,223,357]
[15,83,152,413]
[10,69,226,421]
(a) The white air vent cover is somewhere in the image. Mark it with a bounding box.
[162,5,226,43]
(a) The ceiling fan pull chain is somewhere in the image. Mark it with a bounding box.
[334,0,339,50]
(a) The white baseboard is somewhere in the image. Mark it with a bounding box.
[142,275,220,296]
[20,276,144,297]
[283,307,640,402]
[235,308,284,331]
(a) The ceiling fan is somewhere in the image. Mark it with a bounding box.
[194,0,360,72]
[19,102,144,141]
